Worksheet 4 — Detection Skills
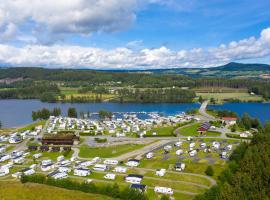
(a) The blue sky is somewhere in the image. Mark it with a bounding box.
[0,0,270,69]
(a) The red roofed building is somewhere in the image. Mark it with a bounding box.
[222,117,237,125]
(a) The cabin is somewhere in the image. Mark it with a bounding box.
[130,184,147,193]
[126,159,140,167]
[175,163,185,171]
[41,134,79,145]
[125,174,143,184]
[74,168,91,177]
[154,186,173,195]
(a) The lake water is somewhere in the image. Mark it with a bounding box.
[0,100,269,128]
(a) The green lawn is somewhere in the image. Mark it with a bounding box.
[146,126,176,137]
[30,150,74,161]
[179,123,221,137]
[79,144,145,158]
[179,123,201,136]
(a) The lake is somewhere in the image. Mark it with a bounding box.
[0,100,269,128]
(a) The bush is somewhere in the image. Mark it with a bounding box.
[205,166,214,176]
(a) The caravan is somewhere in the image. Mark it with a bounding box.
[103,159,118,165]
[154,186,174,195]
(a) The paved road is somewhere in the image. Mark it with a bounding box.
[199,100,216,121]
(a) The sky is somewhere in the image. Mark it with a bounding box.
[0,0,270,69]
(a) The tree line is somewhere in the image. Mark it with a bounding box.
[118,88,196,103]
[195,121,270,200]
[21,174,148,200]
[32,107,78,121]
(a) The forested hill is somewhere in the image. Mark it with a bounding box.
[1,62,270,79]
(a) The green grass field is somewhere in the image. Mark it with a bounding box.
[197,92,263,103]
[79,143,145,158]
[179,123,221,137]
[146,126,176,137]
[0,182,112,200]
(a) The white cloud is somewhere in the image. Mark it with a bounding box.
[0,27,270,69]
[0,0,147,43]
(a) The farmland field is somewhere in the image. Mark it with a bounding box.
[196,92,263,103]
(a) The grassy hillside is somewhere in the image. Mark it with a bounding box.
[0,181,113,200]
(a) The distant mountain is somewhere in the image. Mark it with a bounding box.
[213,62,270,71]
[1,62,270,79]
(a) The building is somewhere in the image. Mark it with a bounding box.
[198,122,211,133]
[222,117,237,125]
[41,134,79,145]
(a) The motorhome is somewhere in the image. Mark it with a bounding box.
[146,152,153,159]
[175,163,185,171]
[176,149,183,155]
[156,169,166,177]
